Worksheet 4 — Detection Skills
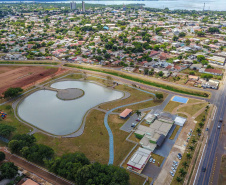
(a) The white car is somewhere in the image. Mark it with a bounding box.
[149,158,153,162]
[153,159,156,163]
[171,167,175,170]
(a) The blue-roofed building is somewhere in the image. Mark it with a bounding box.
[103,26,109,30]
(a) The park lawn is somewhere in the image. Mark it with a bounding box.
[128,133,141,143]
[99,84,154,110]
[129,172,148,185]
[178,102,208,116]
[66,73,83,80]
[0,104,31,137]
[177,113,188,118]
[151,153,165,167]
[164,101,181,113]
[114,99,163,113]
[218,155,226,185]
[34,109,110,164]
[169,125,180,140]
[187,98,203,104]
[108,114,135,166]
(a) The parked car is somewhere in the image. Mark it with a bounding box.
[219,118,223,122]
[218,125,221,129]
[136,118,141,122]
[153,159,156,163]
[149,158,153,162]
[206,128,209,131]
[131,123,137,127]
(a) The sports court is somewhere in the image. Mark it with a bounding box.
[171,96,188,103]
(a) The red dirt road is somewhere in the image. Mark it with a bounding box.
[0,66,58,95]
[0,148,73,185]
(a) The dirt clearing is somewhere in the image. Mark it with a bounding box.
[0,66,58,95]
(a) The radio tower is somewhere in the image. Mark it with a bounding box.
[203,3,205,11]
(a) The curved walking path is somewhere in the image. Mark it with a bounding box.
[105,88,156,165]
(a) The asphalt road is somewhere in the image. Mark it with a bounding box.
[194,71,226,185]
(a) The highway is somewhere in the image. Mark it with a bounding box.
[194,71,226,185]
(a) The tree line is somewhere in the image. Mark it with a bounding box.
[8,134,129,185]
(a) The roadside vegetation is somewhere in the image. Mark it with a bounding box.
[64,64,211,98]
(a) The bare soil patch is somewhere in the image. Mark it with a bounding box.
[0,66,58,95]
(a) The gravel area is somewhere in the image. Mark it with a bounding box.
[57,88,84,100]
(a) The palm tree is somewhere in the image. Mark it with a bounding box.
[196,128,201,134]
[189,145,195,151]
[176,176,182,182]
[199,122,204,128]
[182,161,188,168]
[136,110,141,117]
[186,153,192,159]
[192,139,197,144]
[179,168,187,177]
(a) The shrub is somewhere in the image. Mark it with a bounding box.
[134,133,144,140]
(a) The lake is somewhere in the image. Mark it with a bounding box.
[17,81,123,135]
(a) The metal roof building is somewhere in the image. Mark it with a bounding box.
[127,147,151,171]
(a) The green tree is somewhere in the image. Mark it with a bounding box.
[0,162,18,179]
[0,124,15,138]
[196,128,201,134]
[199,122,204,128]
[189,145,195,151]
[182,161,188,168]
[179,32,186,37]
[201,74,213,80]
[156,93,163,100]
[136,110,141,117]
[186,153,192,159]
[176,176,182,182]
[3,87,23,98]
[179,168,187,177]
[0,151,5,162]
[158,71,163,77]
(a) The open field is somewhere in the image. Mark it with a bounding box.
[164,101,181,113]
[34,109,109,164]
[114,100,162,113]
[218,155,226,185]
[129,172,148,185]
[99,85,154,110]
[177,113,188,118]
[178,102,208,116]
[0,104,32,138]
[0,66,58,95]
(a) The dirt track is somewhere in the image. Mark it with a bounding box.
[0,66,58,95]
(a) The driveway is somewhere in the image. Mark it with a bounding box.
[142,162,162,179]
[120,113,140,133]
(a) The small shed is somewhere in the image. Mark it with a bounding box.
[174,116,187,126]
[120,108,132,119]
